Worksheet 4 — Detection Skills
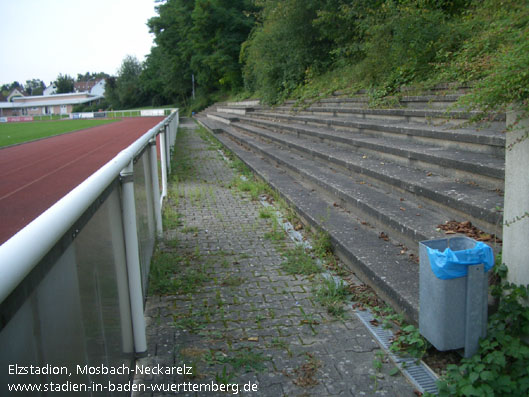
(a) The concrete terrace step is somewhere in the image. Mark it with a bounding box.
[228,114,501,233]
[232,115,505,191]
[196,116,421,323]
[216,106,254,116]
[285,94,466,110]
[216,115,503,234]
[221,99,261,107]
[206,111,503,234]
[209,119,456,250]
[268,105,506,131]
[249,111,505,155]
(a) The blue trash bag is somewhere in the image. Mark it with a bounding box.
[426,242,494,280]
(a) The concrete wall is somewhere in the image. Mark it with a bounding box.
[503,110,529,286]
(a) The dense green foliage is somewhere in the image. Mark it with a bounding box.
[241,0,331,103]
[24,79,45,96]
[134,0,529,117]
[142,0,256,112]
[105,55,145,109]
[434,265,529,396]
[55,73,75,94]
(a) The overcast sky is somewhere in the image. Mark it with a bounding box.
[0,0,157,86]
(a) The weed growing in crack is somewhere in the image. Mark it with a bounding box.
[258,206,275,219]
[221,275,245,287]
[312,230,333,259]
[227,350,270,372]
[271,337,289,351]
[314,275,350,317]
[215,366,236,385]
[371,351,387,391]
[280,246,321,276]
[162,207,183,229]
[181,225,199,233]
[148,250,210,295]
[264,221,286,242]
[390,324,430,361]
[171,315,206,333]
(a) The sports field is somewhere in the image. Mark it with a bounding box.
[0,116,165,244]
[0,118,120,148]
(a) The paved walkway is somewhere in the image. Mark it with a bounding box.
[135,119,416,396]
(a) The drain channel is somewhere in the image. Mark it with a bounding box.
[355,308,439,395]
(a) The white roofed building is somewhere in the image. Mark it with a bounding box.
[43,84,57,96]
[0,92,104,117]
[89,79,106,96]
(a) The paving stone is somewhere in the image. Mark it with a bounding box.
[135,119,417,396]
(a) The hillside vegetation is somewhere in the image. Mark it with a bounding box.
[137,0,529,118]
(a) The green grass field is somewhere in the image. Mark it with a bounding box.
[0,119,120,148]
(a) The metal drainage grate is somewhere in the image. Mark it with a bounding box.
[355,308,439,395]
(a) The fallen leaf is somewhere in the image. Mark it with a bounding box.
[379,232,390,241]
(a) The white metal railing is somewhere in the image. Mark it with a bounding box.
[70,108,177,120]
[1,109,177,123]
[0,109,179,356]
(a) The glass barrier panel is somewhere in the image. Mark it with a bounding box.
[133,151,156,295]
[0,186,134,396]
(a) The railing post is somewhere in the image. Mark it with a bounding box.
[108,191,134,354]
[164,123,171,175]
[159,128,168,206]
[149,139,163,237]
[120,160,147,356]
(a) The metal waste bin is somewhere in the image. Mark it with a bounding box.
[419,236,494,357]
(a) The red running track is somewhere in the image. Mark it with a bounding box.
[0,117,164,245]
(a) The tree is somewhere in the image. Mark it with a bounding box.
[144,0,256,106]
[145,0,196,104]
[241,0,331,103]
[76,72,110,82]
[190,0,256,93]
[106,55,144,109]
[104,76,119,109]
[55,74,75,93]
[25,79,45,95]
